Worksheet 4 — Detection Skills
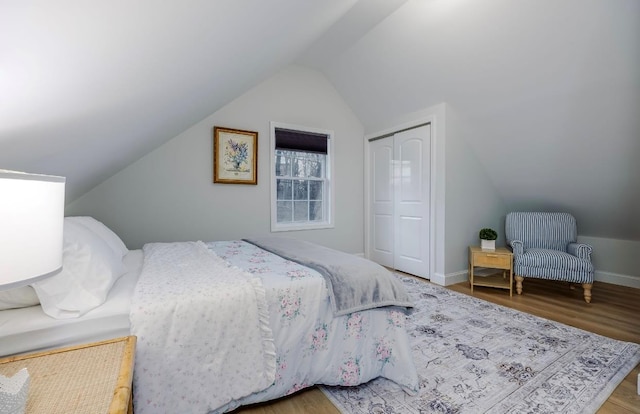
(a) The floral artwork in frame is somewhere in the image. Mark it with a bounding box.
[213,126,258,184]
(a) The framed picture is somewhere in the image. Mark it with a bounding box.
[213,126,258,185]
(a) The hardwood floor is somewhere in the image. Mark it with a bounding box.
[233,278,640,414]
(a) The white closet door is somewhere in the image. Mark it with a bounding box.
[368,124,431,278]
[369,138,394,268]
[393,125,430,277]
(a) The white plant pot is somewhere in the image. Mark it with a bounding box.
[481,239,495,250]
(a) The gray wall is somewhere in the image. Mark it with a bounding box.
[579,236,640,288]
[441,105,640,287]
[371,103,640,288]
[444,105,507,276]
[315,0,640,287]
[67,66,365,253]
[66,64,639,288]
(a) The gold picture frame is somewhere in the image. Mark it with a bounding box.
[213,126,258,185]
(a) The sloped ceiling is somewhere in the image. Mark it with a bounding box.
[308,0,640,240]
[0,0,361,199]
[1,0,638,240]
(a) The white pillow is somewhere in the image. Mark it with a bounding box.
[32,219,126,319]
[65,216,128,258]
[0,286,40,310]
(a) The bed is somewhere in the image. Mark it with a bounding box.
[0,217,419,413]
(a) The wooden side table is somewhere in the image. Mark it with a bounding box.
[469,246,514,296]
[0,336,136,414]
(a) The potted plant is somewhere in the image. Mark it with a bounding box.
[479,228,498,250]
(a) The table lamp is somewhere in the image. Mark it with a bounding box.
[0,169,65,414]
[0,169,65,290]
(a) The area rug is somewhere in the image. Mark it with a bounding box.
[321,275,640,414]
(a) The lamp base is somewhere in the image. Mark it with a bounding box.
[0,367,29,414]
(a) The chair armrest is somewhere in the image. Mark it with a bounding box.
[568,242,592,260]
[509,240,523,256]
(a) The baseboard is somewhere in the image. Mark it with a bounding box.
[429,272,445,285]
[594,270,640,289]
[381,262,639,289]
[392,271,462,286]
[433,270,468,286]
[432,270,640,289]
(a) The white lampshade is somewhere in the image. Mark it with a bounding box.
[0,170,65,290]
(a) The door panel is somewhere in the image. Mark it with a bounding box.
[398,138,422,202]
[374,215,393,255]
[398,215,421,260]
[369,139,394,267]
[393,125,430,277]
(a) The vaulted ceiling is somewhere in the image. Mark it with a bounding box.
[0,0,370,198]
[1,0,638,240]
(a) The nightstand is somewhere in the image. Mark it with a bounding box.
[469,246,514,296]
[0,336,136,414]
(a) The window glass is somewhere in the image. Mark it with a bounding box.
[276,179,292,200]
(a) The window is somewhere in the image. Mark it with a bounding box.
[270,122,334,231]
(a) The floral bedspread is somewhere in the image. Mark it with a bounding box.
[130,241,276,414]
[209,241,419,413]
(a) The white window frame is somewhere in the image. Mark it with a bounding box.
[270,121,334,232]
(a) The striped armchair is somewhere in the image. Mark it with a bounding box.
[505,212,594,303]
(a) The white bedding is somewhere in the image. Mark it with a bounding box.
[131,242,277,414]
[0,240,419,414]
[0,250,142,357]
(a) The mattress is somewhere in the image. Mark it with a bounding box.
[0,250,143,357]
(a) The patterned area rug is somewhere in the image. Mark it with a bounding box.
[321,276,640,413]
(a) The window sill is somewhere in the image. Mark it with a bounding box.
[271,222,334,232]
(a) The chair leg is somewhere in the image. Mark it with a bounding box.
[515,275,524,295]
[582,283,593,303]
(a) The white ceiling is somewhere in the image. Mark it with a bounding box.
[1,0,638,240]
[0,0,360,197]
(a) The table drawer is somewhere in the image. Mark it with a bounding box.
[474,253,511,269]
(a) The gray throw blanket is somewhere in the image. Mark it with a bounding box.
[244,237,413,316]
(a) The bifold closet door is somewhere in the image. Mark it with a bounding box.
[369,124,431,278]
